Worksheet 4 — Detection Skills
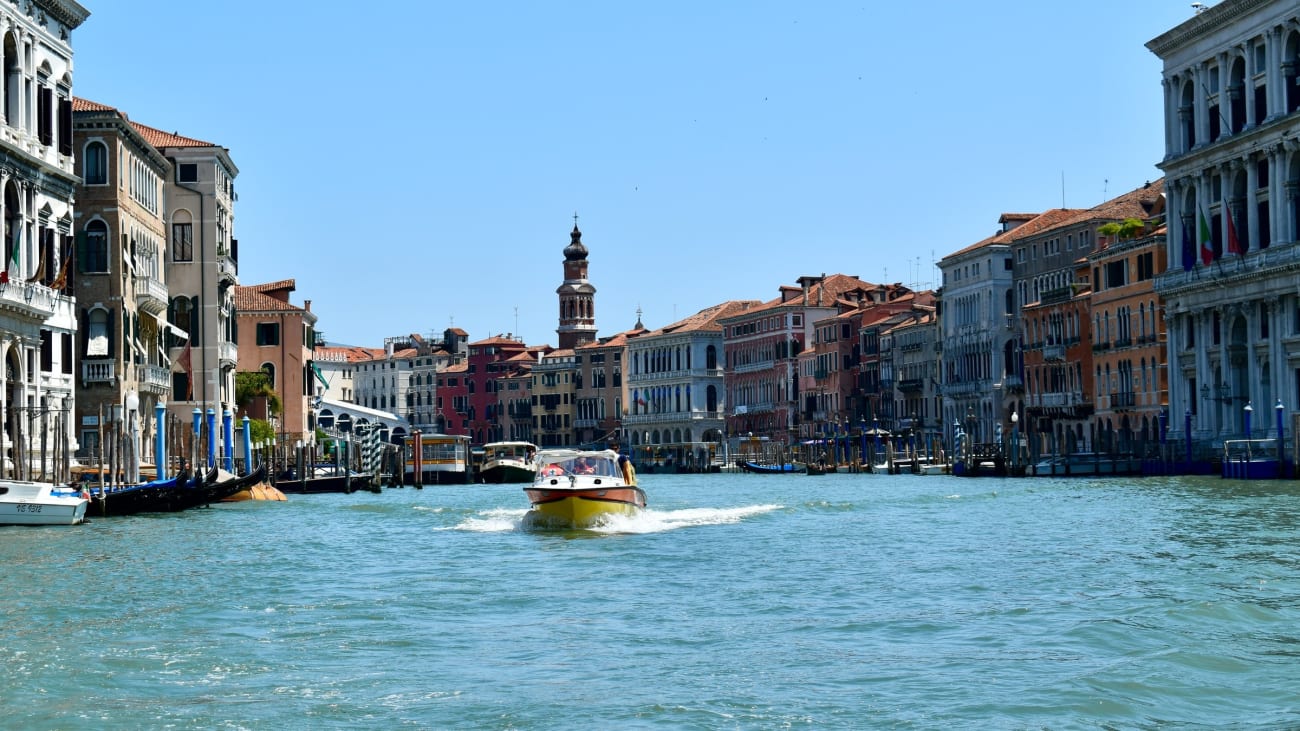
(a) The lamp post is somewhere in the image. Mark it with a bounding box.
[1276,399,1286,478]
[1011,410,1019,470]
[1244,401,1253,439]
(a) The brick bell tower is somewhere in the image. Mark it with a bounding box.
[556,214,598,349]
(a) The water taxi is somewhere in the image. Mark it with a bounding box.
[403,433,471,485]
[0,480,90,525]
[523,448,644,528]
[479,441,537,483]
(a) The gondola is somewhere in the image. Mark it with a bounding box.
[176,465,268,510]
[89,468,192,517]
[738,461,804,474]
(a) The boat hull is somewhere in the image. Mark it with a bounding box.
[0,482,89,526]
[523,485,647,528]
[480,463,536,484]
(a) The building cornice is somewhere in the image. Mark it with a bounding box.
[33,0,90,31]
[1145,0,1274,57]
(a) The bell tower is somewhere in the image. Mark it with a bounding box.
[556,214,597,349]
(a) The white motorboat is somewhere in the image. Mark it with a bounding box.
[0,480,90,525]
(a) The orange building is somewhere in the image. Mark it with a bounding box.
[233,280,317,442]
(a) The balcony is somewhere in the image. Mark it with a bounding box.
[1043,344,1065,362]
[219,340,238,366]
[82,358,115,384]
[139,364,171,395]
[0,280,58,320]
[1110,391,1135,409]
[134,275,168,316]
[217,250,238,284]
[898,378,924,393]
[732,360,775,375]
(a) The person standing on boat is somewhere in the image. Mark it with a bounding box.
[610,441,635,485]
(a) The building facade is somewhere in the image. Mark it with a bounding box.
[624,301,755,467]
[135,122,240,429]
[71,96,170,470]
[233,280,317,444]
[1149,0,1300,445]
[0,1,88,480]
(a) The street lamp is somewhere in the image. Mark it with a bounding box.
[1010,410,1019,469]
[1244,401,1253,439]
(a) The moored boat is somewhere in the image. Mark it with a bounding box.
[739,460,803,474]
[523,448,645,529]
[88,468,193,517]
[479,441,538,483]
[0,480,90,525]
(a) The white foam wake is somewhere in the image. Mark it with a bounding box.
[449,504,783,533]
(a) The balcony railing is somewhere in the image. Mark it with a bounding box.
[0,280,58,319]
[139,364,170,394]
[82,358,115,384]
[134,275,168,315]
[219,340,238,365]
[898,378,924,392]
[1043,344,1065,362]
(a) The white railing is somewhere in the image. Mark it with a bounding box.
[82,359,115,383]
[134,275,168,313]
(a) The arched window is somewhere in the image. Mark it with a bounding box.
[172,210,193,262]
[84,141,108,185]
[84,220,109,273]
[261,362,276,390]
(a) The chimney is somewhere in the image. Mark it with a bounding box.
[304,299,312,312]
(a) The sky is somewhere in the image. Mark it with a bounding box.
[71,1,1199,349]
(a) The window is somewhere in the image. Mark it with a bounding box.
[172,220,193,262]
[84,141,108,185]
[256,322,280,346]
[178,163,198,183]
[82,221,109,273]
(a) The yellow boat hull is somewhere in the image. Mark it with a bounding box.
[524,486,645,529]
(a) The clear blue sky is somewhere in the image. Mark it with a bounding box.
[72,1,1196,348]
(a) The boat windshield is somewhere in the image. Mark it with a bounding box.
[536,453,620,478]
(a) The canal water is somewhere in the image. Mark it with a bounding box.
[3,472,1298,729]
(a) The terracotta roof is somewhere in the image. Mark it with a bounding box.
[130,120,217,149]
[541,348,576,360]
[72,97,118,113]
[447,327,469,337]
[248,279,295,294]
[470,335,525,347]
[642,299,763,337]
[233,285,306,313]
[722,273,878,319]
[441,362,469,374]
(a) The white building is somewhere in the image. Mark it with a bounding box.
[0,1,90,480]
[625,300,757,468]
[1148,0,1300,442]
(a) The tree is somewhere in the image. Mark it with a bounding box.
[235,371,282,416]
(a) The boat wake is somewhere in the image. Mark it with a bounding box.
[449,504,783,534]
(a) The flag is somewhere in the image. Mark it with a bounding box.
[176,340,193,400]
[0,240,17,284]
[1226,203,1243,256]
[26,245,45,283]
[1180,215,1195,272]
[311,362,329,391]
[49,251,72,291]
[1198,200,1214,266]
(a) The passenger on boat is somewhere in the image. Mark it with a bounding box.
[573,458,595,475]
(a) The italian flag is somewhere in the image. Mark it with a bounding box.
[0,240,17,284]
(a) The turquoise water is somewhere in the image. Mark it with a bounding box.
[3,473,1299,730]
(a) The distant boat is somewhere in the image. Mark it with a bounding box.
[0,480,90,525]
[1031,452,1142,477]
[404,433,471,485]
[738,461,803,474]
[479,441,538,484]
[523,448,645,529]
